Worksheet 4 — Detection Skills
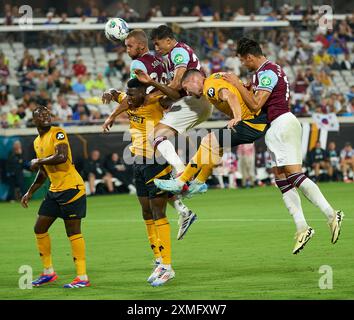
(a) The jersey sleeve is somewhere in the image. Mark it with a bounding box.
[52,128,69,148]
[170,47,190,69]
[118,92,127,104]
[130,60,148,79]
[257,69,279,92]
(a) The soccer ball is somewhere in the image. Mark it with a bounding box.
[105,18,129,42]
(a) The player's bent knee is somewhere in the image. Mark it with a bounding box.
[153,136,167,150]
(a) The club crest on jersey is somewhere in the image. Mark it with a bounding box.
[174,54,184,64]
[207,87,215,98]
[56,132,65,140]
[260,76,272,86]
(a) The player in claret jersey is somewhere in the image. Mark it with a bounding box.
[223,38,344,254]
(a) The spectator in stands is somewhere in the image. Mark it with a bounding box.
[340,142,354,183]
[221,39,236,57]
[209,51,224,73]
[74,6,84,18]
[97,10,108,24]
[83,150,114,195]
[59,76,73,94]
[72,75,87,94]
[72,58,87,77]
[327,141,340,181]
[327,32,347,56]
[338,20,353,42]
[36,89,50,107]
[259,1,273,15]
[278,43,294,65]
[313,49,333,67]
[7,107,21,128]
[293,69,309,99]
[104,61,118,78]
[59,12,70,24]
[6,140,25,201]
[222,5,233,21]
[61,58,73,77]
[105,153,136,194]
[224,50,241,76]
[72,98,90,119]
[17,103,26,120]
[341,53,354,70]
[221,149,238,189]
[292,39,309,65]
[54,97,72,121]
[1,111,8,128]
[93,73,106,91]
[347,85,354,102]
[308,74,324,104]
[84,73,95,91]
[237,143,255,188]
[307,141,330,181]
[0,82,8,106]
[0,58,9,83]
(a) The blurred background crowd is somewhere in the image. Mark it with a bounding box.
[0,2,353,128]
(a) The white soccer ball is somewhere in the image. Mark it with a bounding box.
[105,18,129,42]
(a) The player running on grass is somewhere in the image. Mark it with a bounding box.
[21,105,90,288]
[222,38,344,254]
[101,29,195,240]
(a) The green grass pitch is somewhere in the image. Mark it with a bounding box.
[0,183,353,300]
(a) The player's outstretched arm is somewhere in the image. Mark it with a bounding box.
[222,73,270,113]
[102,96,129,133]
[21,167,47,208]
[134,69,181,100]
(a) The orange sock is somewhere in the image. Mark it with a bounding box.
[154,217,171,265]
[35,232,53,270]
[144,219,161,259]
[69,234,87,277]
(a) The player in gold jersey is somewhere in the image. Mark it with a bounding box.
[154,69,269,195]
[21,105,90,288]
[123,78,175,286]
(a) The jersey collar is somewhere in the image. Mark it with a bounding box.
[256,59,270,72]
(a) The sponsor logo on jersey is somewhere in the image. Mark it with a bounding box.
[173,54,184,64]
[207,87,215,98]
[56,132,65,140]
[260,76,272,86]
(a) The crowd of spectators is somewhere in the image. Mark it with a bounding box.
[0,3,353,126]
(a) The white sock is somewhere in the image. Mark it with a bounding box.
[217,175,225,188]
[128,184,136,193]
[282,188,309,232]
[157,140,185,174]
[78,274,88,281]
[173,198,190,217]
[298,178,335,222]
[43,267,54,275]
